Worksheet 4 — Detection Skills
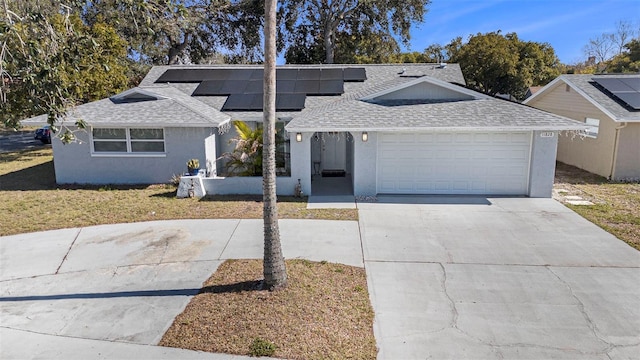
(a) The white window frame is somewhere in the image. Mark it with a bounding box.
[584,118,600,138]
[91,127,166,157]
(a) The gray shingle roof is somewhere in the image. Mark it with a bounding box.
[22,85,230,127]
[530,74,640,122]
[286,97,585,132]
[23,63,584,131]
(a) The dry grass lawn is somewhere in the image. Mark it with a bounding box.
[554,162,640,250]
[160,259,377,359]
[0,148,357,236]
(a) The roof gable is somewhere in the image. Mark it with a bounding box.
[361,76,486,103]
[110,87,169,102]
[524,74,640,122]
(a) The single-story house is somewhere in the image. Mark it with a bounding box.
[23,64,584,197]
[523,74,640,181]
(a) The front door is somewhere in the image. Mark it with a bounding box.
[321,133,346,171]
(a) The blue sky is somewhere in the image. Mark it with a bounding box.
[407,0,640,64]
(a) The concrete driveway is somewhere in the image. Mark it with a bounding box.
[360,196,640,359]
[1,198,639,359]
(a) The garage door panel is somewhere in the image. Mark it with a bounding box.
[377,131,531,195]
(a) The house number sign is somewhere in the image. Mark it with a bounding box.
[540,132,555,138]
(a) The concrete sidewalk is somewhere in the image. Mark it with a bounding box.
[0,219,362,359]
[2,198,639,359]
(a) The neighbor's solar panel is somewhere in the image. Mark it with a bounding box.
[613,91,640,110]
[621,77,640,92]
[593,77,634,92]
[593,77,640,110]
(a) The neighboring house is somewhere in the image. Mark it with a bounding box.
[524,86,543,100]
[23,64,583,197]
[524,74,640,181]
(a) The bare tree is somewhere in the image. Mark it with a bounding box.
[612,20,637,55]
[262,0,287,290]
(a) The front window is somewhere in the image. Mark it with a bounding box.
[92,128,165,154]
[276,121,291,176]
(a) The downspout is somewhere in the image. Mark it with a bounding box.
[609,122,628,180]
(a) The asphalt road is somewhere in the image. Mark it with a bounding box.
[0,130,50,153]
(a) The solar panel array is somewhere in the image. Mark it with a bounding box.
[155,68,367,111]
[592,77,640,110]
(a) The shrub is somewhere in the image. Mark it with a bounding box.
[249,338,276,357]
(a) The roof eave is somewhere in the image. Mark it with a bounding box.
[285,125,588,133]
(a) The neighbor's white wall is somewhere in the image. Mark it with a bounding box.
[528,131,559,198]
[204,133,217,176]
[52,126,214,184]
[527,82,617,178]
[614,123,640,180]
[351,131,378,196]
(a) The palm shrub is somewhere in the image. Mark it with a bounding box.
[222,120,264,176]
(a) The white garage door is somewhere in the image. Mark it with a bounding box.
[377,132,532,195]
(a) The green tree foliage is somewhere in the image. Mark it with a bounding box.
[85,0,264,65]
[607,39,640,73]
[449,32,560,100]
[1,1,129,134]
[279,0,430,64]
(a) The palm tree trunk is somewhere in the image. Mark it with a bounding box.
[262,0,287,290]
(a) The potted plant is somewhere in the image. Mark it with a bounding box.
[187,158,200,176]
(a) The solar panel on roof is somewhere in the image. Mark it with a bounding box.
[222,94,260,110]
[276,80,296,93]
[220,80,247,94]
[317,80,344,95]
[225,69,253,80]
[156,69,217,83]
[276,69,299,80]
[295,80,320,94]
[297,69,321,80]
[276,94,306,111]
[192,80,223,96]
[244,80,263,94]
[320,68,343,80]
[343,67,366,82]
[249,69,264,80]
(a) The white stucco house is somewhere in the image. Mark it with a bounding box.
[24,64,584,197]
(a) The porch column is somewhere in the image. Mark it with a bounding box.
[351,131,377,196]
[289,131,312,195]
[204,131,217,176]
[528,130,558,198]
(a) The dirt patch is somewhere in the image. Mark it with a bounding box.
[160,259,377,359]
[554,162,640,250]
